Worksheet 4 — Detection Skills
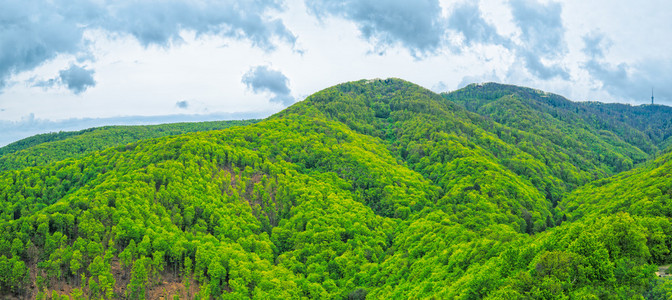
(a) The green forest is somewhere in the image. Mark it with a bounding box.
[0,78,670,299]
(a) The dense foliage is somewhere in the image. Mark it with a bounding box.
[444,82,672,160]
[0,79,670,299]
[0,120,258,172]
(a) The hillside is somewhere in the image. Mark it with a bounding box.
[559,151,672,223]
[0,120,258,172]
[444,83,672,162]
[0,79,670,299]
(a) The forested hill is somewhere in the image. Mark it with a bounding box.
[0,120,258,172]
[443,82,672,156]
[0,78,670,299]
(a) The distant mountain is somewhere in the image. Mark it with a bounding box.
[445,82,672,155]
[0,120,258,171]
[0,79,669,299]
[447,83,671,162]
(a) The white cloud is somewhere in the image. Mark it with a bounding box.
[0,0,295,91]
[0,0,671,145]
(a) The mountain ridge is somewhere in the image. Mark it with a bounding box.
[0,120,259,172]
[445,82,672,155]
[0,78,670,298]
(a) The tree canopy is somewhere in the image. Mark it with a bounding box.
[0,78,670,299]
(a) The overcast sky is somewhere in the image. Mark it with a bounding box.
[1,0,671,146]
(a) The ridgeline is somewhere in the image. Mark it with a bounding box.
[0,78,670,299]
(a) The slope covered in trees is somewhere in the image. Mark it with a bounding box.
[560,150,672,222]
[444,83,672,166]
[0,78,670,299]
[0,120,258,172]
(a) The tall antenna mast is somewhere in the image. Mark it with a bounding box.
[652,87,654,105]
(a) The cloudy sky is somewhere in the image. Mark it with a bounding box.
[1,0,671,146]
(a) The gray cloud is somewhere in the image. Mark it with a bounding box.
[31,78,59,89]
[306,0,445,57]
[103,0,295,49]
[582,33,671,103]
[30,64,96,94]
[518,49,568,80]
[242,65,294,105]
[446,0,568,80]
[0,0,295,92]
[176,100,189,109]
[509,0,569,79]
[448,2,508,47]
[584,59,672,104]
[0,0,85,90]
[582,32,611,59]
[59,65,96,94]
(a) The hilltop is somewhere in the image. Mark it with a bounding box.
[0,120,258,172]
[0,78,670,299]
